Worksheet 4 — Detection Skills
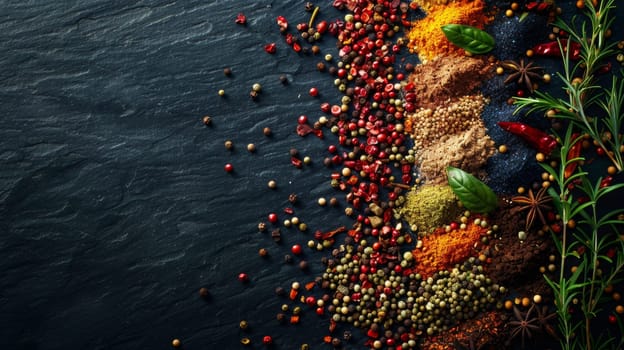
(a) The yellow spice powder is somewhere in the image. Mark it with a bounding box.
[407,0,491,62]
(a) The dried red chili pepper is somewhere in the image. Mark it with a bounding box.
[319,226,346,240]
[600,176,613,188]
[296,123,320,137]
[332,0,347,10]
[526,2,551,13]
[498,121,558,155]
[532,39,581,60]
[329,318,337,333]
[276,15,288,30]
[606,247,617,259]
[525,2,539,10]
[235,13,247,25]
[347,229,359,237]
[383,208,392,223]
[564,133,582,179]
[291,41,302,53]
[291,156,303,168]
[598,62,612,74]
[537,2,551,12]
[264,43,277,54]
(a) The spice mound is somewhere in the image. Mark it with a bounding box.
[405,94,496,184]
[405,55,494,110]
[413,221,488,278]
[407,0,492,62]
[419,119,496,184]
[398,184,462,235]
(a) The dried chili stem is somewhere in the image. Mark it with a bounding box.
[308,6,320,28]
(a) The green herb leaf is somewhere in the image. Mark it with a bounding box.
[446,166,498,213]
[441,24,495,54]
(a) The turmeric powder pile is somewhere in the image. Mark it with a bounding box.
[412,221,487,278]
[414,0,451,11]
[407,0,492,61]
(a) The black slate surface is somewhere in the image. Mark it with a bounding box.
[1,1,622,349]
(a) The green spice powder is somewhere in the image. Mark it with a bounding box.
[398,184,462,235]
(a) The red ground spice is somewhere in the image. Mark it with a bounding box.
[421,310,505,349]
[412,221,487,278]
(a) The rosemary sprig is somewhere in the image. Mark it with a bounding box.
[510,1,624,349]
[514,0,623,172]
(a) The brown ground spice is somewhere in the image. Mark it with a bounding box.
[483,198,556,297]
[404,93,496,185]
[405,55,494,110]
[418,121,496,185]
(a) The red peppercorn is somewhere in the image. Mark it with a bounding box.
[238,273,249,282]
[291,244,302,255]
[320,102,331,113]
[316,20,328,34]
[309,87,319,97]
[331,105,342,116]
[262,335,273,345]
[268,213,278,223]
[224,163,234,172]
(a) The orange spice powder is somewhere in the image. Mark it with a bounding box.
[407,0,492,62]
[412,222,487,278]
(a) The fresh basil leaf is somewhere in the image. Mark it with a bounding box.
[441,24,495,54]
[446,166,498,213]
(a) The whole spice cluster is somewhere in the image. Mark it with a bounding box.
[229,0,532,349]
[190,1,624,350]
[249,1,511,349]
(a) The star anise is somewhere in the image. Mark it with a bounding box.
[507,304,541,349]
[501,59,544,93]
[535,304,559,340]
[512,186,552,231]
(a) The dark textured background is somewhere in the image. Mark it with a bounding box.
[1,1,621,349]
[0,2,358,349]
